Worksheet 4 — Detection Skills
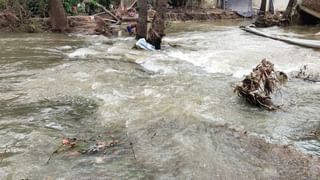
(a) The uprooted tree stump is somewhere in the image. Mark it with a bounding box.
[234,59,288,110]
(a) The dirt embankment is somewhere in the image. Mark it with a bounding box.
[0,12,113,35]
[0,9,240,35]
[166,9,240,21]
[0,11,50,33]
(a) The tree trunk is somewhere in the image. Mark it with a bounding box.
[136,0,148,39]
[147,0,167,50]
[259,0,267,15]
[285,0,298,19]
[48,0,68,32]
[269,0,275,14]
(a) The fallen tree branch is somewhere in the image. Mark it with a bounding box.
[92,12,107,16]
[127,0,138,10]
[102,18,117,23]
[96,3,119,21]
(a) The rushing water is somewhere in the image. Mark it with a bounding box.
[0,20,320,179]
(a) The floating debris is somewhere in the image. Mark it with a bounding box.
[46,137,120,164]
[295,65,320,83]
[234,59,288,110]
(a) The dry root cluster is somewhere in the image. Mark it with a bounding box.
[234,59,288,110]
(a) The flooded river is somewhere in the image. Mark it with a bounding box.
[0,20,320,179]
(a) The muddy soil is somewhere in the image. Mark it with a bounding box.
[166,9,240,21]
[0,12,113,35]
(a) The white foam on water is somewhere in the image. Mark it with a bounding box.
[45,122,63,131]
[105,68,121,73]
[72,72,90,82]
[91,82,102,90]
[141,60,176,75]
[164,28,320,78]
[95,89,134,106]
[142,88,161,97]
[68,48,99,58]
[232,69,252,79]
[57,45,73,50]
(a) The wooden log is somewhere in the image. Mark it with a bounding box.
[102,18,117,23]
[121,16,139,22]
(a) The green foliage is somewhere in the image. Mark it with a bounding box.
[0,0,6,9]
[63,0,78,15]
[27,0,48,17]
[62,0,112,15]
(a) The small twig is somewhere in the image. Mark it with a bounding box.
[92,12,107,16]
[46,144,63,164]
[127,0,137,10]
[0,146,8,164]
[102,18,117,23]
[151,132,157,140]
[95,2,120,21]
[126,132,136,160]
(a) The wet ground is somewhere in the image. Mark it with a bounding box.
[0,20,320,179]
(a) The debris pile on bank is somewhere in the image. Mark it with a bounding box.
[234,59,288,110]
[255,12,289,27]
[0,9,49,33]
[255,0,320,27]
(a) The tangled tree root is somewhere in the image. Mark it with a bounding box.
[234,59,288,110]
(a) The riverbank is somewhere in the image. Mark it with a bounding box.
[0,9,240,35]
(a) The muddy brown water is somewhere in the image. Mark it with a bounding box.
[0,20,320,179]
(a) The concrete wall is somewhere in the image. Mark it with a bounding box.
[253,0,289,11]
